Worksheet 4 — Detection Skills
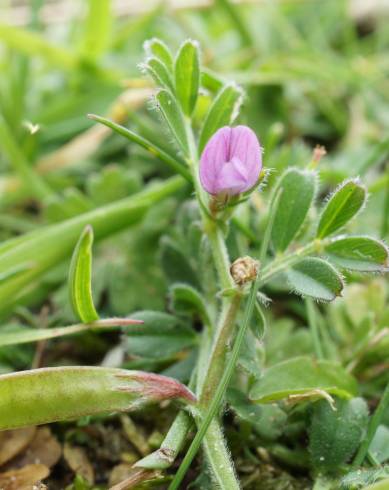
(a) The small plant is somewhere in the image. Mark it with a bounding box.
[0,36,388,490]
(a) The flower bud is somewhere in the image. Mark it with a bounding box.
[199,126,262,196]
[230,256,260,286]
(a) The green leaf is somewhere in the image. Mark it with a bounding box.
[0,318,141,348]
[251,302,267,340]
[0,367,195,430]
[155,89,189,155]
[169,283,211,325]
[325,236,389,272]
[201,68,225,93]
[174,40,200,116]
[80,0,112,61]
[88,115,191,181]
[250,356,358,403]
[369,425,389,463]
[271,168,316,252]
[317,179,367,239]
[287,257,344,302]
[198,83,243,153]
[309,397,369,470]
[160,237,199,288]
[144,57,175,93]
[68,225,99,323]
[86,166,141,205]
[237,329,262,379]
[127,311,197,359]
[227,388,286,441]
[144,38,174,72]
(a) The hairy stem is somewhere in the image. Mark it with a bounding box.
[202,419,239,488]
[199,293,242,404]
[169,272,262,490]
[183,119,241,488]
[258,240,319,286]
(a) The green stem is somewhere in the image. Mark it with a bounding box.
[168,272,262,490]
[306,298,324,359]
[259,240,319,286]
[183,118,241,488]
[199,293,242,404]
[202,419,239,488]
[206,222,235,290]
[352,381,389,468]
[135,411,193,470]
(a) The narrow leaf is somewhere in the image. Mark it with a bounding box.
[174,40,200,116]
[317,179,367,239]
[144,57,175,93]
[287,257,344,302]
[88,115,191,181]
[0,367,195,430]
[69,225,99,323]
[144,38,174,72]
[198,83,243,153]
[325,236,389,272]
[0,318,143,348]
[155,89,189,155]
[250,356,358,403]
[80,0,112,61]
[271,168,316,252]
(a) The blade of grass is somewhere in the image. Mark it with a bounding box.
[0,318,143,347]
[80,0,112,61]
[352,382,389,468]
[88,114,192,182]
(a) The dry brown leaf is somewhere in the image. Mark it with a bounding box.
[8,427,61,470]
[109,463,134,487]
[0,463,49,490]
[109,467,160,490]
[0,427,36,466]
[64,443,94,484]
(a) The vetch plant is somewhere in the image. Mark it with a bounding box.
[0,37,388,490]
[91,39,389,489]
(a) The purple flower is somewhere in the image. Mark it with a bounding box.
[199,125,262,196]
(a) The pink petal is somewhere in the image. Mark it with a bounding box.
[199,125,262,196]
